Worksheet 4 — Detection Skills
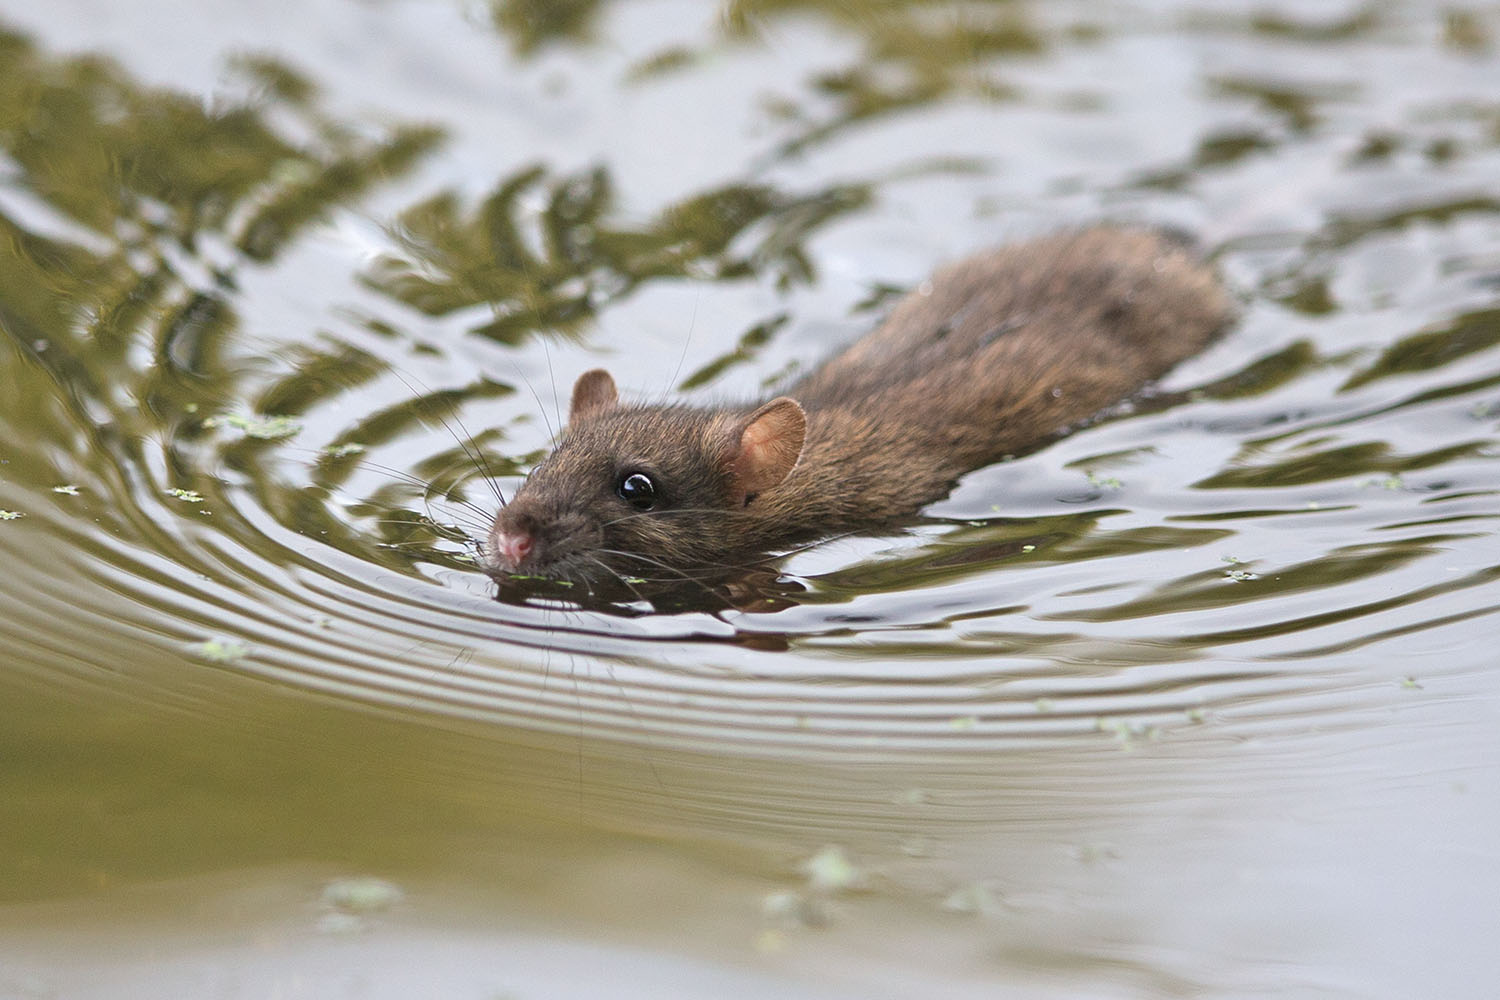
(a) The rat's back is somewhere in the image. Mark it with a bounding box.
[787,227,1233,472]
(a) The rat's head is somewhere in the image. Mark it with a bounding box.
[484,369,805,587]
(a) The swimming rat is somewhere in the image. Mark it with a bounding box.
[483,227,1233,590]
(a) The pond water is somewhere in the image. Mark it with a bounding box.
[1,1,1498,997]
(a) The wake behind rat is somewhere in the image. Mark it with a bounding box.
[483,227,1233,592]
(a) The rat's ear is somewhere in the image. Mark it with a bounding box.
[569,369,618,423]
[724,397,806,506]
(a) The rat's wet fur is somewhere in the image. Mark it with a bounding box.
[486,227,1234,594]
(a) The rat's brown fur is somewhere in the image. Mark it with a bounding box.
[485,227,1234,587]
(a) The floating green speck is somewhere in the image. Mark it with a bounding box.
[507,573,573,587]
[52,485,80,496]
[167,488,204,503]
[802,845,860,893]
[949,714,978,730]
[321,876,403,914]
[197,638,249,662]
[1086,471,1123,489]
[324,442,366,458]
[0,510,22,520]
[761,890,827,928]
[205,413,301,440]
[1096,716,1158,747]
[1399,676,1423,690]
[942,882,1003,917]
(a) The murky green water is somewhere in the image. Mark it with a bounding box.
[1,1,1497,997]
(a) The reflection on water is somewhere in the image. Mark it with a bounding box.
[366,166,868,342]
[1,1,1499,997]
[490,0,604,54]
[721,0,1041,156]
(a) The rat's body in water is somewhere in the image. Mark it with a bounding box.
[484,227,1233,589]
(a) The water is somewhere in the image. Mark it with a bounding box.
[1,1,1498,997]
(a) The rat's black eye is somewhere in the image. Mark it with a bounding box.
[616,472,658,511]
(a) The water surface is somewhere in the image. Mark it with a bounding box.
[1,2,1498,997]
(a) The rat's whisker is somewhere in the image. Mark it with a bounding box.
[307,442,500,526]
[385,368,509,510]
[596,506,740,530]
[583,555,652,604]
[593,549,732,589]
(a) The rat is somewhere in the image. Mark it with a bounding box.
[482,227,1233,592]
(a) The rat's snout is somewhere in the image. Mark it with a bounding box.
[491,528,533,569]
[484,483,604,581]
[485,505,541,574]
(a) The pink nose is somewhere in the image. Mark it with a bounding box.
[493,529,534,569]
